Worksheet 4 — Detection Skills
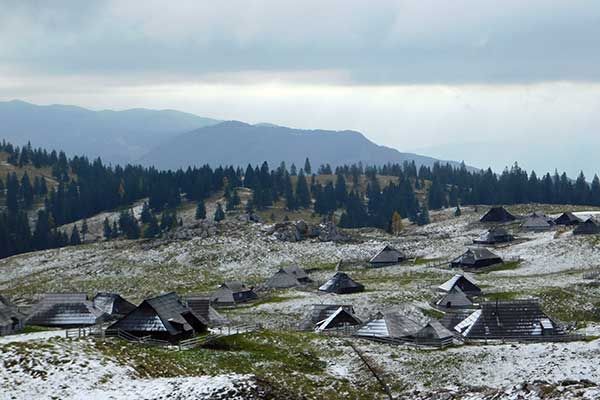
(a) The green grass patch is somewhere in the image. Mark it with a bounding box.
[94,330,378,399]
[479,261,521,273]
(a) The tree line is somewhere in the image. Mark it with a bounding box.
[1,139,599,260]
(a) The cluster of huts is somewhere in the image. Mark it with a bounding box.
[480,206,600,235]
[0,206,583,349]
[300,272,567,347]
[0,291,228,342]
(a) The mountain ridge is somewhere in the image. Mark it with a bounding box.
[139,120,471,171]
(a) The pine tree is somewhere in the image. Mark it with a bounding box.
[295,170,310,208]
[290,164,297,176]
[335,173,347,206]
[304,158,312,175]
[140,202,152,224]
[591,175,600,206]
[214,203,225,222]
[70,225,81,246]
[103,218,112,240]
[195,199,206,219]
[417,205,430,226]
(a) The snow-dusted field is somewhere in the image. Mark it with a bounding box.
[2,203,600,398]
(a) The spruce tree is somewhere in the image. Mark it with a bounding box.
[214,203,225,222]
[195,199,206,219]
[454,205,462,217]
[304,158,312,175]
[591,175,600,206]
[140,202,152,224]
[295,170,310,208]
[81,219,88,241]
[144,213,160,238]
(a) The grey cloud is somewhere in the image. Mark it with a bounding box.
[2,0,600,84]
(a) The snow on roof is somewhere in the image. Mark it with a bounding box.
[454,309,481,337]
[438,274,477,292]
[354,317,389,338]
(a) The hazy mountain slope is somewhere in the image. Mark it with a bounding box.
[0,100,220,164]
[140,121,467,170]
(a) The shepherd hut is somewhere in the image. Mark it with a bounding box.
[450,248,503,269]
[368,245,406,267]
[0,295,25,336]
[413,320,455,347]
[453,300,563,340]
[210,281,258,306]
[266,269,301,289]
[573,218,600,235]
[109,292,207,342]
[521,215,555,231]
[319,272,365,294]
[480,207,516,223]
[473,227,514,245]
[299,304,357,330]
[435,286,474,310]
[25,293,106,328]
[282,265,312,284]
[554,212,582,226]
[184,296,228,326]
[314,307,362,332]
[93,293,136,320]
[438,274,482,296]
[353,311,422,343]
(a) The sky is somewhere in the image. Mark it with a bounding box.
[1,0,600,176]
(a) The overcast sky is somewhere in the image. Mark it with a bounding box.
[1,0,600,176]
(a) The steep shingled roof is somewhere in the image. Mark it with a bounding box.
[319,272,364,294]
[369,245,406,265]
[25,293,106,327]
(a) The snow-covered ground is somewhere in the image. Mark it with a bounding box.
[0,336,257,400]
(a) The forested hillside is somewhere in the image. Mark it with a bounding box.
[1,140,600,260]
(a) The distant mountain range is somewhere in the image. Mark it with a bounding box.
[0,100,469,170]
[139,120,468,170]
[0,100,219,164]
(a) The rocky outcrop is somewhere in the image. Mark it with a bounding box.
[267,220,348,243]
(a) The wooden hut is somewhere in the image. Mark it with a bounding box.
[210,281,258,306]
[184,296,228,326]
[521,215,555,231]
[438,274,482,296]
[435,286,474,310]
[25,293,106,328]
[266,269,301,289]
[450,248,503,269]
[109,292,207,342]
[299,304,356,330]
[282,265,312,284]
[93,293,136,320]
[573,218,600,235]
[353,311,422,343]
[368,245,406,267]
[314,307,362,333]
[319,272,364,294]
[480,207,516,223]
[0,295,25,336]
[453,300,563,340]
[413,320,455,346]
[473,227,514,245]
[554,212,582,226]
